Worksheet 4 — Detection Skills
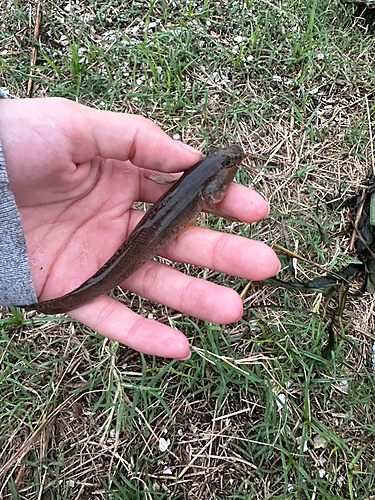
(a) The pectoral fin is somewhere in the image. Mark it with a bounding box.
[201,200,240,222]
[142,169,181,185]
[179,218,198,236]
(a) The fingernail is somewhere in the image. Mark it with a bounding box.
[265,200,270,217]
[176,141,201,156]
[276,259,282,274]
[180,349,191,361]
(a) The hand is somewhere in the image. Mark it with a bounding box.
[0,97,280,359]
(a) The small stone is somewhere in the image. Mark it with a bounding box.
[159,437,170,452]
[337,379,349,393]
[190,424,198,433]
[313,435,328,449]
[296,436,308,452]
[275,392,286,410]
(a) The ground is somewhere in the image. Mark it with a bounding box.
[1,0,375,498]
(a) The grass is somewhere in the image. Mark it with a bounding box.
[1,0,375,498]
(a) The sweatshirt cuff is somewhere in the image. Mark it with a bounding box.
[0,93,38,306]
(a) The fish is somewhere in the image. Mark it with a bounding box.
[23,145,245,314]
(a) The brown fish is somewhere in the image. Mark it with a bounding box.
[23,145,244,314]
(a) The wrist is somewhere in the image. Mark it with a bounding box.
[0,93,37,306]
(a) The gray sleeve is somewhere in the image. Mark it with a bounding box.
[0,90,38,306]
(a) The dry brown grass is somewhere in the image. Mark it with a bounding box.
[1,0,375,498]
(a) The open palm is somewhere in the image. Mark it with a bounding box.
[0,97,280,358]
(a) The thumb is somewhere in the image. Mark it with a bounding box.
[83,103,201,172]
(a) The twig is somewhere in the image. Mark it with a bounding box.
[0,394,77,481]
[349,189,366,251]
[27,2,42,98]
[350,96,375,247]
[240,280,252,299]
[365,94,374,176]
[272,243,347,282]
[14,427,30,491]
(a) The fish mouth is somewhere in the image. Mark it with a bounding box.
[206,145,245,167]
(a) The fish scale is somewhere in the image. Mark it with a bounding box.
[22,145,244,314]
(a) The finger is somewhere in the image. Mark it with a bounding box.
[69,295,191,359]
[161,226,280,281]
[0,98,200,176]
[216,183,270,223]
[138,181,270,223]
[83,104,202,172]
[126,191,279,280]
[122,260,244,324]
